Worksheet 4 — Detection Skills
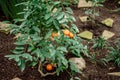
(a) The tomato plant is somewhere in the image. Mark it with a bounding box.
[5,0,88,78]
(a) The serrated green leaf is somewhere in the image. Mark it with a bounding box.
[29,61,38,67]
[45,13,51,20]
[57,13,64,20]
[33,27,40,33]
[28,43,35,52]
[53,19,60,30]
[69,61,82,73]
[19,60,26,71]
[12,50,23,54]
[14,41,25,45]
[57,46,68,53]
[5,54,20,62]
[66,7,73,14]
[45,30,52,39]
[71,24,79,33]
[22,53,32,61]
[62,58,68,68]
[15,46,24,50]
[59,18,67,23]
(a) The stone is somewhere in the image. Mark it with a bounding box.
[78,31,93,40]
[78,0,92,8]
[12,77,22,80]
[79,16,89,22]
[108,72,120,76]
[102,30,115,40]
[69,58,86,70]
[0,22,10,34]
[101,18,114,27]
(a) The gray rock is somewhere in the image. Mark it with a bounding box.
[78,0,92,8]
[69,57,86,70]
[102,30,115,40]
[78,31,93,40]
[101,18,114,27]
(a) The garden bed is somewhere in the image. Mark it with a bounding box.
[0,1,120,80]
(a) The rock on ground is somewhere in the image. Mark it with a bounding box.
[69,57,86,70]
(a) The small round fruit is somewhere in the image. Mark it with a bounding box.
[52,32,59,38]
[63,29,70,36]
[69,32,74,38]
[46,64,53,71]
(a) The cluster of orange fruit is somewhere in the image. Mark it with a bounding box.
[63,29,74,38]
[51,29,74,39]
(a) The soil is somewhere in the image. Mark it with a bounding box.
[0,1,120,80]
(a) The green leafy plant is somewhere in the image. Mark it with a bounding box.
[5,0,88,78]
[92,37,106,49]
[103,40,120,66]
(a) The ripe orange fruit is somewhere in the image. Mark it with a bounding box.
[63,29,70,36]
[46,64,53,71]
[69,32,74,38]
[52,32,59,38]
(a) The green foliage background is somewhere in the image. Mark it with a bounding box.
[0,0,27,19]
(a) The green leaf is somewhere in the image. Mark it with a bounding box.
[22,53,32,61]
[62,58,68,68]
[14,41,25,45]
[45,13,51,20]
[69,16,76,22]
[45,30,52,39]
[59,18,66,23]
[57,46,68,53]
[33,27,40,33]
[28,43,35,52]
[75,77,81,80]
[29,61,38,67]
[32,35,41,42]
[71,24,79,33]
[32,48,43,58]
[5,55,20,62]
[19,60,26,71]
[46,17,54,24]
[57,13,64,20]
[15,46,24,50]
[53,1,61,5]
[53,19,60,30]
[49,48,56,57]
[69,61,82,73]
[12,50,23,54]
[66,7,73,14]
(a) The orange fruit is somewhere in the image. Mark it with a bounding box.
[46,64,53,71]
[69,32,74,38]
[52,32,59,38]
[63,29,70,36]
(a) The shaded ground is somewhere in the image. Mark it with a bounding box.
[0,1,120,80]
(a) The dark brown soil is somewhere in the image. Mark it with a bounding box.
[0,1,120,80]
